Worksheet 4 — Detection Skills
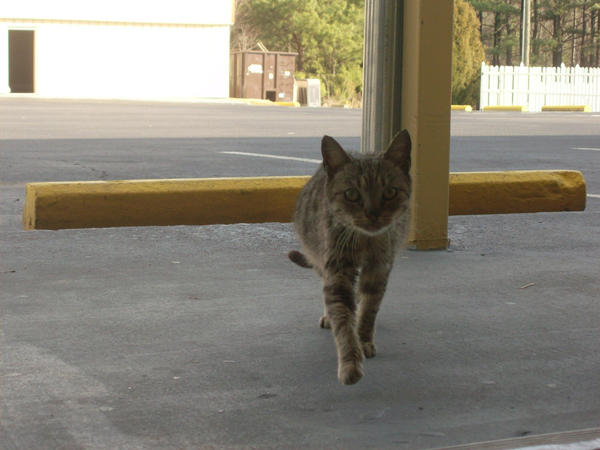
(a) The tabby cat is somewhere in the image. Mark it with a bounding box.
[289,130,412,385]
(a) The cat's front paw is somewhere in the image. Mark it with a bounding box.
[319,315,331,329]
[338,361,364,385]
[361,341,377,358]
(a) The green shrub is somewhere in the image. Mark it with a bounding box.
[453,0,486,107]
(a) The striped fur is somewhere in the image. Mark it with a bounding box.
[290,131,412,385]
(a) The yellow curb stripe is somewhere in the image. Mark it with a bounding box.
[240,99,276,106]
[542,105,591,112]
[483,105,528,112]
[230,98,301,107]
[23,171,586,230]
[451,105,473,112]
[274,101,301,107]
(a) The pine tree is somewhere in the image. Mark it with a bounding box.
[469,0,521,65]
[469,0,600,67]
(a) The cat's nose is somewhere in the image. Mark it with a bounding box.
[366,209,381,221]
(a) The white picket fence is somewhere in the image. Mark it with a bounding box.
[480,62,600,112]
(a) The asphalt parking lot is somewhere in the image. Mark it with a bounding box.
[1,98,599,449]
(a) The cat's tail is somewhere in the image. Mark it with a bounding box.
[288,250,313,268]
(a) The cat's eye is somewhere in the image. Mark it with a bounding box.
[344,188,360,202]
[382,187,398,200]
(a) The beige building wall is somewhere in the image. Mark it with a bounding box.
[1,1,234,99]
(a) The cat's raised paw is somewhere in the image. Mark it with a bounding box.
[361,341,377,358]
[319,315,331,329]
[338,362,364,385]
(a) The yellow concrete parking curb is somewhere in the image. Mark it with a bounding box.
[482,105,529,112]
[451,105,473,112]
[23,171,586,230]
[449,170,586,215]
[22,177,308,230]
[542,105,591,112]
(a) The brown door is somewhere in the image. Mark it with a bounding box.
[277,54,295,102]
[9,30,35,93]
[243,53,264,99]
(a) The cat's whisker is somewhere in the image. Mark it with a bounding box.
[351,229,359,260]
[337,227,354,258]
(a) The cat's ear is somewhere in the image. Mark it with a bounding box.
[321,135,350,177]
[384,129,411,174]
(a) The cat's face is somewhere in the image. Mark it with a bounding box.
[322,131,412,236]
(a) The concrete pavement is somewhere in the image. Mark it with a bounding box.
[1,99,599,448]
[2,213,599,449]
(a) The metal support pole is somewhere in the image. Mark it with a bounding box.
[361,0,403,154]
[521,0,531,66]
[361,0,453,250]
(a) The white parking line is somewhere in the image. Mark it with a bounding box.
[221,151,321,164]
[515,438,600,450]
[573,147,600,151]
[588,194,600,199]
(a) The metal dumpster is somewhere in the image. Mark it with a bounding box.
[230,51,297,102]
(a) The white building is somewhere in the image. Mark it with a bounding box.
[0,1,234,99]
